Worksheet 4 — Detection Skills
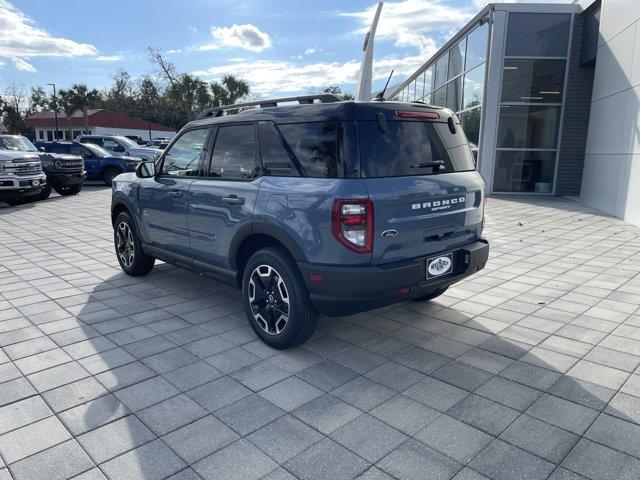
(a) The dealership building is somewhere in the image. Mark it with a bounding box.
[389,0,640,227]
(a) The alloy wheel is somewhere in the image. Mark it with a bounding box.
[248,264,290,335]
[116,221,135,268]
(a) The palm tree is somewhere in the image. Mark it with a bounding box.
[69,84,100,134]
[168,74,210,122]
[56,89,76,140]
[210,75,250,106]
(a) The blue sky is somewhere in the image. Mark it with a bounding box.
[1,0,498,97]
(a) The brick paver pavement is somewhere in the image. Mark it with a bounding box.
[1,187,640,480]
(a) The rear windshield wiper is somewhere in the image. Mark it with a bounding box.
[409,160,445,172]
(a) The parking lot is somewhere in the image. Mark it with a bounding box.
[0,187,639,480]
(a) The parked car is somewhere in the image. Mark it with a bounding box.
[110,95,489,349]
[125,135,146,145]
[0,135,85,199]
[145,139,170,149]
[37,141,142,185]
[0,150,47,206]
[76,134,162,161]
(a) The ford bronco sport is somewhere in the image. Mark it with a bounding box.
[0,150,46,205]
[0,135,86,199]
[111,95,489,348]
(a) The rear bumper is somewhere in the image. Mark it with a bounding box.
[298,239,489,316]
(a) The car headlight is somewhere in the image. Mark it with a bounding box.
[53,160,62,169]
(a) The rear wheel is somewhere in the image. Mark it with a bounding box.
[114,211,155,276]
[411,286,449,302]
[39,184,52,200]
[242,247,318,349]
[54,183,82,196]
[103,168,122,186]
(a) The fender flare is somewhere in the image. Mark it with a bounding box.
[229,220,308,270]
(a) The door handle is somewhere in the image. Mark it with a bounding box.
[222,195,245,206]
[167,190,182,199]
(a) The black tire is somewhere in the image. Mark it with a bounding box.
[113,211,155,276]
[54,183,83,196]
[103,168,122,186]
[39,184,52,200]
[411,286,449,302]
[242,246,318,349]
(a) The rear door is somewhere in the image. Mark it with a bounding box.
[188,123,260,270]
[359,111,484,266]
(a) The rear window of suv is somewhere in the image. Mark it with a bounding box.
[358,120,476,178]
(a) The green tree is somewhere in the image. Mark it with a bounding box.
[56,89,76,140]
[322,85,354,101]
[168,74,210,122]
[210,75,250,106]
[69,84,101,133]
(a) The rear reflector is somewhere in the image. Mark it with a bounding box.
[395,110,439,120]
[396,287,410,296]
[308,274,324,283]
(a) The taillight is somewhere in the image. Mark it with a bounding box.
[395,110,439,120]
[332,199,374,253]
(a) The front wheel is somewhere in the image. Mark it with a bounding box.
[103,168,122,186]
[411,286,449,302]
[113,212,155,276]
[242,247,318,349]
[54,183,82,196]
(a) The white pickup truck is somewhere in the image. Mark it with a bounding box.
[0,150,47,206]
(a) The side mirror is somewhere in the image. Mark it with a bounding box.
[135,161,156,178]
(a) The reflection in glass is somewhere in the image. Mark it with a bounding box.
[448,39,466,80]
[463,63,485,110]
[446,77,463,111]
[416,73,426,101]
[425,65,434,94]
[493,150,556,192]
[506,13,571,57]
[497,105,560,149]
[466,23,489,69]
[460,107,481,149]
[433,86,446,107]
[501,59,565,103]
[435,53,449,88]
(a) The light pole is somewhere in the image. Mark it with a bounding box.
[46,83,58,141]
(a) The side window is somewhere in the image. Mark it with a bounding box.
[83,137,102,147]
[161,129,209,176]
[102,139,119,151]
[70,145,87,156]
[208,124,256,180]
[278,122,338,178]
[258,123,299,177]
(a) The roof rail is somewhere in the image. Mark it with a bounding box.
[195,94,342,120]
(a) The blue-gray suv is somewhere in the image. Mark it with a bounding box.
[111,95,489,348]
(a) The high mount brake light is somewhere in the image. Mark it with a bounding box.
[395,110,440,120]
[332,199,374,254]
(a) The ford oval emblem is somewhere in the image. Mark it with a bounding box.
[382,229,398,238]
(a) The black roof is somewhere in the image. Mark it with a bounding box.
[188,101,450,129]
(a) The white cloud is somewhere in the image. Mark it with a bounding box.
[343,0,474,54]
[0,0,98,62]
[188,25,198,33]
[96,54,123,62]
[210,23,272,52]
[11,57,35,72]
[192,50,429,96]
[305,47,316,55]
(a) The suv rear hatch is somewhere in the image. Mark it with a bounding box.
[357,104,484,265]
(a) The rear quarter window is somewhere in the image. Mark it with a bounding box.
[358,120,476,178]
[278,122,338,178]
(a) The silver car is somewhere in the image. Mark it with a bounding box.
[76,135,162,161]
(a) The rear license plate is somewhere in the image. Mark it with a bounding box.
[426,253,453,279]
